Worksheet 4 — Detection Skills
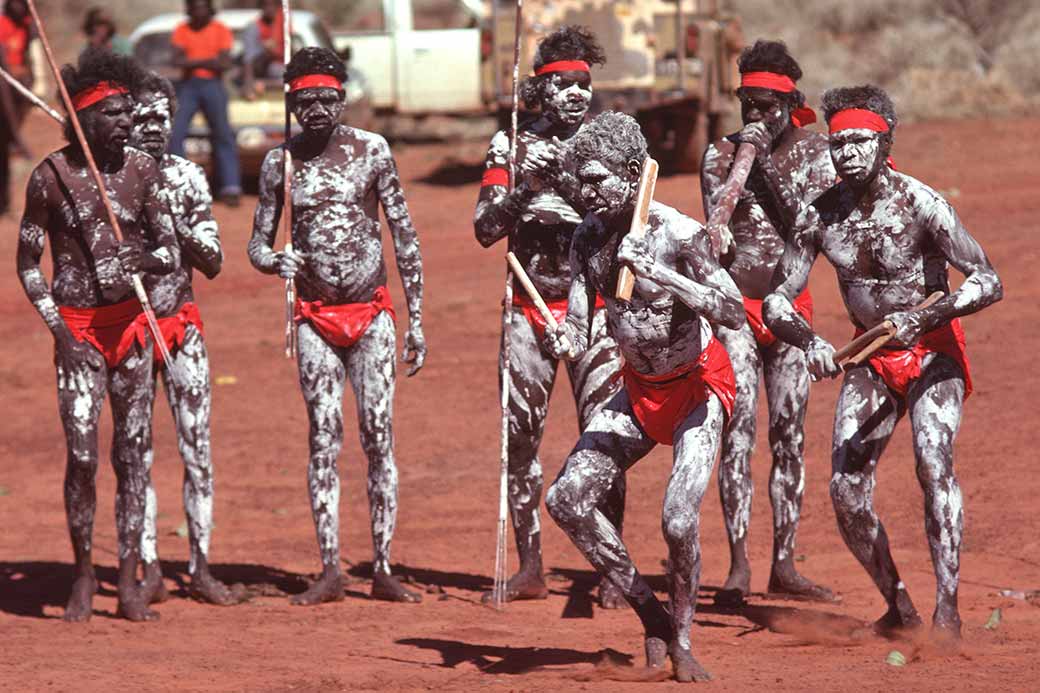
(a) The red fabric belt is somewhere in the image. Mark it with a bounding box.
[59,298,149,369]
[294,286,396,348]
[853,319,972,400]
[152,302,204,363]
[621,335,736,446]
[512,292,606,342]
[743,288,813,349]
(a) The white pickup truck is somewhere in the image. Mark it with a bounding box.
[331,0,488,115]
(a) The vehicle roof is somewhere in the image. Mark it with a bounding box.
[129,10,319,42]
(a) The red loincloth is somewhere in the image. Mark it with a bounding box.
[59,298,150,369]
[152,302,205,363]
[743,288,813,349]
[621,335,736,446]
[294,286,396,348]
[512,293,606,341]
[854,319,972,400]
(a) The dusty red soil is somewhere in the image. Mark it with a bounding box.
[1,113,1037,691]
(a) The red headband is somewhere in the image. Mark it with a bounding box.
[740,71,796,93]
[289,74,343,93]
[739,71,817,127]
[828,108,890,134]
[71,81,129,112]
[535,60,590,76]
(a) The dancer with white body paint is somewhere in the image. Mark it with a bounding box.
[474,26,626,607]
[15,49,178,622]
[701,40,835,604]
[543,112,743,682]
[130,71,235,606]
[763,85,1003,643]
[248,48,426,605]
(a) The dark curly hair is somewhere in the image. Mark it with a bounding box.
[569,111,647,173]
[60,47,145,142]
[736,39,805,110]
[284,47,347,95]
[520,25,605,109]
[133,71,177,115]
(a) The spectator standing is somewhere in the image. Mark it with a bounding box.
[241,0,283,100]
[82,7,132,57]
[0,0,33,214]
[169,0,242,206]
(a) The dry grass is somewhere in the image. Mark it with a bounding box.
[725,0,1040,120]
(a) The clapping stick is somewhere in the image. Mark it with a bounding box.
[506,252,572,354]
[834,292,944,369]
[614,157,659,301]
[25,0,181,382]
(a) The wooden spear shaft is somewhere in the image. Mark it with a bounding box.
[0,64,63,123]
[281,0,298,359]
[492,0,525,611]
[25,0,180,379]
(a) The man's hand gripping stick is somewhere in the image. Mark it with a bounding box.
[506,252,572,355]
[615,157,659,301]
[832,292,944,369]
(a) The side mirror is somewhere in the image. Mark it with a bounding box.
[336,46,352,63]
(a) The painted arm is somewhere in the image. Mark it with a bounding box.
[887,193,1003,345]
[247,148,287,274]
[377,138,426,375]
[16,168,103,371]
[762,215,839,379]
[740,123,812,235]
[699,141,736,261]
[473,130,535,248]
[134,159,181,275]
[177,163,222,279]
[618,218,744,330]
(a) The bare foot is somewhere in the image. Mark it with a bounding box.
[644,636,668,669]
[481,569,548,603]
[598,577,626,610]
[932,605,962,648]
[371,572,422,603]
[140,561,169,604]
[714,562,751,606]
[63,574,98,623]
[117,588,160,622]
[290,571,344,606]
[768,567,838,603]
[873,604,924,639]
[669,642,713,683]
[189,569,238,606]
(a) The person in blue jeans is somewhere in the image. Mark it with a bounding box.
[169,0,241,206]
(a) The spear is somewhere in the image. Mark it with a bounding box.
[25,0,181,381]
[492,0,525,611]
[281,0,297,359]
[0,63,63,123]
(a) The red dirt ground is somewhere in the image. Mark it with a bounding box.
[1,113,1037,692]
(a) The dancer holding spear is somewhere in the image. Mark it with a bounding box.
[473,25,626,607]
[15,38,180,620]
[248,45,426,605]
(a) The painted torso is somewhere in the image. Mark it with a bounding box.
[34,147,158,308]
[577,202,710,374]
[813,172,952,329]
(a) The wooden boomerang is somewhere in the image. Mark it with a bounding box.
[506,252,573,354]
[614,157,659,301]
[833,291,944,368]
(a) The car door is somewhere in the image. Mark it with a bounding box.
[394,0,481,113]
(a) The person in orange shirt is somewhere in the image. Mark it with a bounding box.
[0,0,33,214]
[168,0,242,206]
